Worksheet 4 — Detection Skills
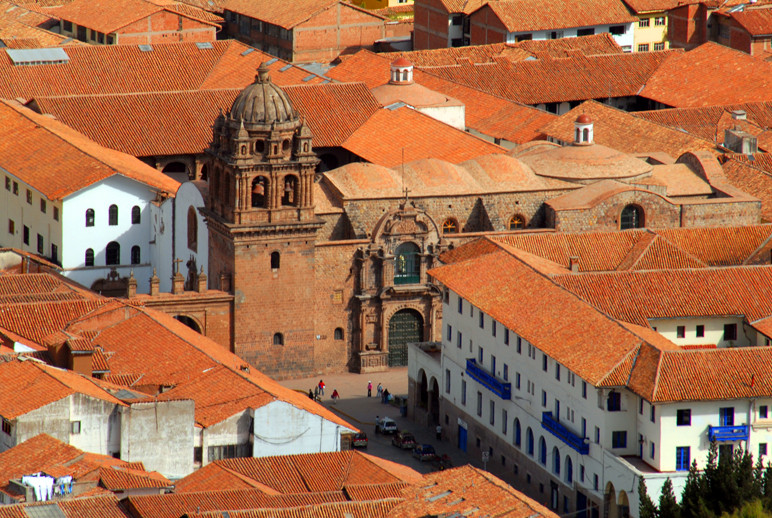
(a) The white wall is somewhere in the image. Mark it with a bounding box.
[418,105,466,131]
[649,316,750,348]
[505,23,634,51]
[172,182,209,289]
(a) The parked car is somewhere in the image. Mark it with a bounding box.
[375,416,398,434]
[412,444,437,462]
[352,432,368,449]
[391,431,417,449]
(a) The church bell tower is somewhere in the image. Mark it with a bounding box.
[205,63,321,377]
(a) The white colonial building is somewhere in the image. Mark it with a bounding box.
[0,100,208,294]
[412,232,772,518]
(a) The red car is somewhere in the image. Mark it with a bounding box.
[352,432,368,449]
[391,431,417,450]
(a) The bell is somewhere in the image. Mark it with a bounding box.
[252,182,264,195]
[284,182,293,193]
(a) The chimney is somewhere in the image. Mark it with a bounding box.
[569,256,580,273]
[172,271,185,295]
[731,109,747,121]
[126,270,137,299]
[196,266,207,293]
[724,128,758,154]
[149,269,160,296]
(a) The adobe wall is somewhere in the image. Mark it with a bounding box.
[117,11,216,45]
[680,199,761,228]
[469,5,508,45]
[413,0,452,49]
[667,3,707,49]
[549,191,680,232]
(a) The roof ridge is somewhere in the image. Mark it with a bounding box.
[745,228,772,266]
[645,231,709,269]
[650,342,665,402]
[615,230,655,271]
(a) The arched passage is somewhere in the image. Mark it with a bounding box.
[605,482,618,518]
[174,315,202,333]
[388,308,423,367]
[620,204,644,230]
[429,376,440,425]
[162,161,190,182]
[418,369,428,409]
[618,491,630,518]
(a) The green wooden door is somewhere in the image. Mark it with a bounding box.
[388,309,423,367]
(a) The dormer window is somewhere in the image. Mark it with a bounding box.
[573,114,594,145]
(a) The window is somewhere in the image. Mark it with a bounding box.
[761,405,768,419]
[37,234,43,254]
[581,418,587,438]
[638,43,650,52]
[651,442,656,458]
[394,242,420,284]
[12,181,18,195]
[458,297,463,313]
[650,405,656,423]
[106,241,120,265]
[1,419,10,435]
[609,25,626,35]
[4,177,8,190]
[508,214,526,230]
[655,16,665,25]
[7,219,13,235]
[503,363,509,381]
[273,333,284,345]
[40,199,46,213]
[677,409,691,426]
[334,327,344,340]
[577,28,595,36]
[724,323,737,341]
[639,18,650,27]
[131,205,141,224]
[542,354,548,371]
[50,244,58,264]
[490,400,495,426]
[555,364,561,381]
[445,369,451,393]
[478,346,483,363]
[580,465,585,482]
[696,325,705,338]
[515,418,521,447]
[761,443,768,458]
[676,446,690,471]
[517,336,522,353]
[442,219,458,233]
[477,391,483,417]
[71,421,81,434]
[527,428,534,455]
[594,474,599,491]
[22,226,29,245]
[457,331,462,349]
[565,456,573,483]
[85,208,95,227]
[654,42,665,50]
[594,426,600,444]
[515,372,521,389]
[640,399,644,415]
[676,326,685,338]
[607,391,621,411]
[130,245,140,265]
[462,380,467,405]
[271,251,280,270]
[505,329,509,345]
[720,407,734,426]
[582,381,587,399]
[611,431,627,448]
[85,248,94,266]
[26,189,31,204]
[553,447,560,475]
[542,390,547,407]
[108,204,118,225]
[479,311,484,329]
[53,207,59,221]
[539,437,547,465]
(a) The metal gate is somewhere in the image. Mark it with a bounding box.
[388,309,423,367]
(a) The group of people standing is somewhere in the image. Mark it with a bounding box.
[308,380,339,402]
[367,381,391,403]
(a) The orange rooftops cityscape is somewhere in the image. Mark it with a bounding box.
[2,0,772,516]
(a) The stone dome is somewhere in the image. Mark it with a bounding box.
[228,63,298,127]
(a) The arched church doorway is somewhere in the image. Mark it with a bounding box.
[174,315,202,333]
[388,309,423,367]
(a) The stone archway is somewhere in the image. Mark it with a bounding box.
[605,482,618,518]
[162,161,190,182]
[418,369,428,409]
[387,308,423,367]
[429,376,440,425]
[174,315,202,333]
[618,491,630,518]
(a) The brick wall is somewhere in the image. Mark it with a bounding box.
[469,5,508,46]
[116,11,216,45]
[667,3,707,49]
[413,0,452,49]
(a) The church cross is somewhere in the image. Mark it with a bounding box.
[173,257,183,274]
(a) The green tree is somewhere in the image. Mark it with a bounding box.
[639,477,658,518]
[660,478,681,518]
[681,460,712,518]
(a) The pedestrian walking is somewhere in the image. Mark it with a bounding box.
[314,385,319,399]
[331,389,340,404]
[367,381,372,397]
[318,380,325,396]
[308,389,314,400]
[376,383,383,398]
[382,388,390,404]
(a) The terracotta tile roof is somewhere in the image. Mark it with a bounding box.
[98,465,172,491]
[652,224,772,265]
[621,0,681,13]
[391,465,559,518]
[430,249,642,385]
[726,7,772,36]
[381,43,533,66]
[326,50,557,143]
[192,500,401,518]
[0,300,105,345]
[0,15,78,49]
[340,107,505,166]
[641,163,715,197]
[481,0,636,32]
[0,495,129,518]
[222,0,383,29]
[539,101,717,157]
[424,50,679,105]
[635,102,772,145]
[0,40,323,101]
[641,43,772,108]
[515,33,623,58]
[436,0,487,14]
[0,100,179,200]
[343,482,409,501]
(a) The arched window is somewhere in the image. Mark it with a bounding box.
[108,204,118,226]
[187,207,198,252]
[273,333,284,345]
[402,70,408,80]
[508,214,526,230]
[270,251,280,270]
[85,248,94,267]
[85,209,95,227]
[105,241,120,265]
[565,456,573,484]
[514,418,521,447]
[442,218,458,234]
[251,176,268,208]
[334,327,344,340]
[553,446,561,475]
[394,242,420,285]
[282,175,298,206]
[130,245,140,265]
[527,428,534,456]
[582,128,589,142]
[539,437,547,465]
[131,205,141,224]
[575,128,580,142]
[212,170,220,199]
[620,205,644,230]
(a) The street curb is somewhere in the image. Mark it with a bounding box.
[324,404,373,427]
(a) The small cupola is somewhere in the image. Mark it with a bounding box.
[389,57,414,85]
[574,114,594,146]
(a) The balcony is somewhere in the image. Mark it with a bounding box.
[465,359,511,400]
[708,424,749,442]
[541,412,590,455]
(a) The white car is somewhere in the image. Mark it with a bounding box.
[375,417,397,434]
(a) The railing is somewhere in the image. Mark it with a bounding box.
[542,411,590,455]
[465,359,511,400]
[708,424,749,442]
